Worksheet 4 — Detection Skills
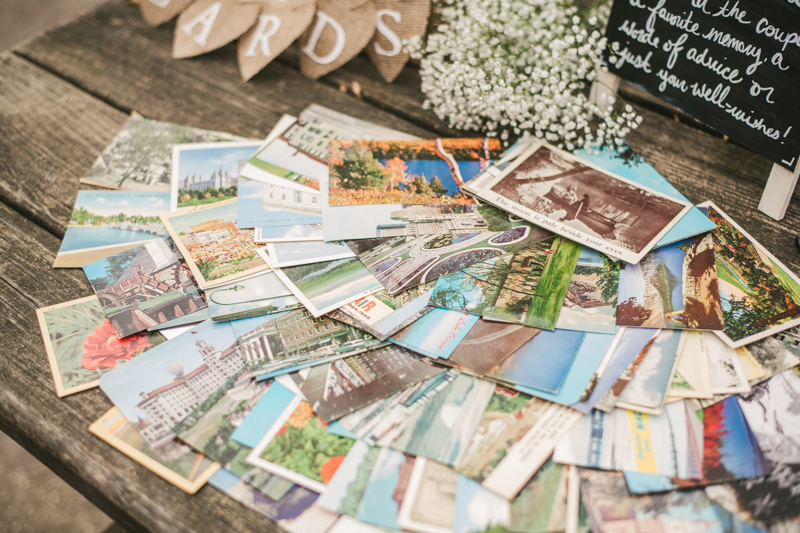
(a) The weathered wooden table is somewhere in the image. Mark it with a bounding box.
[0,2,798,531]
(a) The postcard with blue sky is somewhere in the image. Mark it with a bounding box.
[54,191,171,268]
[453,475,510,533]
[263,241,355,268]
[702,395,769,483]
[254,224,324,243]
[356,449,416,531]
[237,177,322,229]
[389,308,479,359]
[486,329,586,393]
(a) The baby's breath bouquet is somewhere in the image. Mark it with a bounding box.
[407,0,641,151]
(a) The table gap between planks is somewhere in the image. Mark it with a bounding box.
[0,2,797,532]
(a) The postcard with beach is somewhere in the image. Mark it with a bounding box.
[349,224,551,296]
[206,271,301,321]
[555,247,619,334]
[171,141,262,212]
[246,394,356,493]
[271,257,383,317]
[389,308,479,360]
[616,234,724,330]
[397,458,458,533]
[261,241,355,269]
[430,235,582,330]
[89,407,220,493]
[445,319,540,376]
[464,141,691,264]
[37,295,165,397]
[84,239,207,338]
[327,138,502,206]
[298,344,444,422]
[81,114,246,191]
[237,177,322,229]
[254,224,324,243]
[697,202,800,348]
[163,199,268,289]
[356,449,416,531]
[54,191,171,268]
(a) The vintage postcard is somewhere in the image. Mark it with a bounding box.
[705,332,751,395]
[702,395,769,483]
[744,336,800,383]
[554,409,616,471]
[430,235,582,330]
[237,176,322,228]
[349,225,549,295]
[254,224,324,243]
[453,475,510,533]
[37,295,164,397]
[396,457,458,533]
[486,329,586,393]
[356,449,416,531]
[464,140,691,264]
[698,202,800,348]
[668,331,713,400]
[89,407,220,493]
[616,234,724,330]
[317,441,380,515]
[328,138,502,206]
[246,394,355,493]
[389,308,479,360]
[508,458,569,533]
[163,199,268,288]
[298,345,444,422]
[736,347,767,382]
[84,238,207,338]
[81,114,246,191]
[615,329,685,415]
[593,328,660,413]
[206,270,301,321]
[555,247,619,334]
[446,319,540,376]
[171,141,262,212]
[99,319,244,451]
[261,241,354,268]
[271,257,383,317]
[776,325,800,357]
[54,191,171,268]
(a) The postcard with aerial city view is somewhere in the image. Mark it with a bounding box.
[37,295,165,397]
[464,141,691,264]
[81,114,247,191]
[84,238,208,338]
[163,199,269,289]
[327,138,502,206]
[53,191,171,268]
[696,202,800,348]
[171,141,262,212]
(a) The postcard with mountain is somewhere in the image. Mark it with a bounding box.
[616,233,724,331]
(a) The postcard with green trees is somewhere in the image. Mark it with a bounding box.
[697,202,800,348]
[429,235,582,330]
[328,138,503,206]
[37,295,164,397]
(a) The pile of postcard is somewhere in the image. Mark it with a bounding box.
[37,104,800,533]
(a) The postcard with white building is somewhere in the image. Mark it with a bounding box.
[170,141,262,212]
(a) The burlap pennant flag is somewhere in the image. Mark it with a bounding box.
[237,0,317,81]
[173,0,262,59]
[367,0,430,82]
[140,0,194,27]
[299,0,377,80]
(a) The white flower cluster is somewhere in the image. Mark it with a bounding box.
[407,0,642,151]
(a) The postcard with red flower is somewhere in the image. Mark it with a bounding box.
[36,295,164,397]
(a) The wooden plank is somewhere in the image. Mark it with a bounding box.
[14,1,433,143]
[0,52,127,237]
[0,200,281,533]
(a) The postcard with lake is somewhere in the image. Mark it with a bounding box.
[84,238,207,338]
[697,202,800,348]
[53,191,171,268]
[328,138,502,206]
[464,141,691,264]
[37,295,164,397]
[163,199,269,289]
[81,115,246,191]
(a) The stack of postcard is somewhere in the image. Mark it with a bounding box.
[36,104,800,533]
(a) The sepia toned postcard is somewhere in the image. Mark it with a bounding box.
[53,190,171,268]
[90,407,220,494]
[81,114,247,191]
[698,202,800,348]
[37,295,165,397]
[84,238,207,338]
[397,457,458,533]
[464,140,691,264]
[327,138,502,206]
[163,199,269,289]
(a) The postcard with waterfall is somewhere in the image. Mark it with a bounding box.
[163,199,269,289]
[464,140,691,264]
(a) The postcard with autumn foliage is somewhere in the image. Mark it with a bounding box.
[327,138,503,206]
[697,202,800,348]
[37,295,165,397]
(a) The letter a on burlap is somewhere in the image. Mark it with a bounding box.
[173,0,262,59]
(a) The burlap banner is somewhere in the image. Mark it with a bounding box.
[367,0,430,82]
[173,0,262,58]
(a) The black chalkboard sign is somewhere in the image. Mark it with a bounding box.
[604,0,800,169]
